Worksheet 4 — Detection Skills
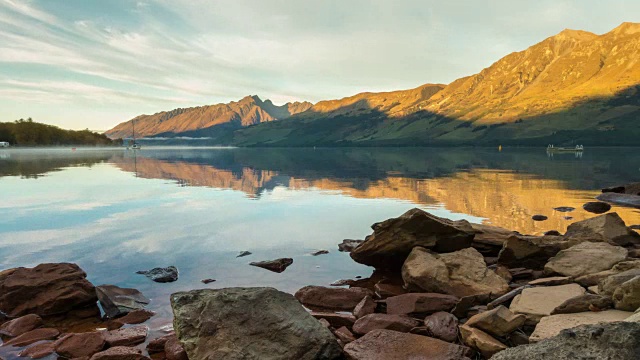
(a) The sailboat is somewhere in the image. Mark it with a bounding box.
[128,119,141,150]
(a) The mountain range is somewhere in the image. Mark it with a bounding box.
[106,22,640,146]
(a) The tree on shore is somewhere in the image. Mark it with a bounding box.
[0,118,122,146]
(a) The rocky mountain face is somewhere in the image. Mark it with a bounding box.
[105,96,312,139]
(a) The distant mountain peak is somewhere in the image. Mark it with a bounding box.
[610,22,640,35]
[553,28,597,41]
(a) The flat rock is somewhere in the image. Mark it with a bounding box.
[602,182,640,195]
[532,215,547,221]
[311,250,329,256]
[509,284,586,324]
[102,325,148,347]
[295,286,373,311]
[90,346,150,360]
[333,326,356,344]
[4,328,60,347]
[543,242,627,277]
[613,275,640,311]
[460,324,507,358]
[576,259,640,287]
[19,341,55,359]
[530,310,633,342]
[353,296,376,319]
[109,309,155,328]
[582,201,611,214]
[352,313,420,335]
[492,322,640,360]
[136,266,178,282]
[0,263,97,317]
[465,305,526,337]
[528,276,570,286]
[338,239,363,252]
[236,251,252,258]
[551,294,613,314]
[423,311,459,342]
[164,336,188,360]
[351,208,475,269]
[597,192,640,209]
[249,258,293,273]
[311,312,356,328]
[96,285,150,318]
[386,293,459,316]
[564,212,640,246]
[403,247,509,297]
[344,329,472,360]
[0,314,42,337]
[497,234,569,270]
[171,287,342,360]
[54,332,106,358]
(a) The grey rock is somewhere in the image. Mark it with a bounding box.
[96,285,150,318]
[136,266,178,283]
[237,251,252,258]
[532,215,548,221]
[553,207,575,212]
[249,258,293,273]
[338,239,363,252]
[423,311,459,342]
[582,201,611,214]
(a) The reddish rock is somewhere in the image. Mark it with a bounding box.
[344,329,472,359]
[334,326,356,344]
[54,332,106,358]
[423,311,459,342]
[164,337,187,360]
[352,314,420,335]
[102,325,147,347]
[107,309,155,330]
[4,328,60,347]
[18,341,55,359]
[295,286,373,311]
[353,296,376,319]
[373,282,406,299]
[96,285,150,319]
[0,314,43,337]
[311,312,356,328]
[89,346,150,360]
[0,263,97,317]
[147,332,176,354]
[494,265,513,282]
[249,258,293,273]
[386,293,459,315]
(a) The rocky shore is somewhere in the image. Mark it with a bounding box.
[1,186,640,360]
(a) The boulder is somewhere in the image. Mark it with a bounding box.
[54,332,106,358]
[386,293,459,316]
[613,276,640,311]
[338,239,363,252]
[295,286,373,311]
[459,324,507,358]
[492,322,640,360]
[136,266,179,282]
[497,235,568,270]
[249,258,293,273]
[19,341,56,359]
[465,305,526,337]
[551,294,613,314]
[543,242,627,277]
[90,346,150,360]
[575,260,640,287]
[599,269,640,296]
[470,223,517,248]
[0,314,42,337]
[583,201,611,214]
[353,296,376,319]
[311,312,356,329]
[334,326,356,344]
[107,309,155,329]
[3,328,60,347]
[102,325,148,347]
[351,208,475,269]
[164,336,188,360]
[147,333,175,354]
[423,311,459,342]
[602,182,640,195]
[343,329,472,360]
[529,310,633,342]
[0,263,97,317]
[597,192,640,209]
[171,287,342,360]
[352,314,420,335]
[402,247,509,298]
[96,285,150,319]
[509,284,586,324]
[564,213,640,246]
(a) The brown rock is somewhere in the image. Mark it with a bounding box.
[249,258,293,273]
[494,266,512,282]
[497,235,568,270]
[423,311,459,342]
[311,312,356,328]
[529,310,633,342]
[338,239,363,252]
[509,268,535,280]
[613,276,640,311]
[102,325,147,347]
[509,284,586,324]
[164,337,187,360]
[0,263,97,317]
[386,293,459,316]
[0,314,42,337]
[350,208,475,269]
[107,309,155,329]
[353,296,376,319]
[460,324,507,358]
[543,242,628,278]
[470,223,517,248]
[54,332,106,358]
[373,282,406,299]
[90,346,150,360]
[551,294,613,314]
[4,328,60,347]
[452,294,492,318]
[295,286,373,311]
[147,333,175,354]
[344,329,472,360]
[334,326,356,344]
[96,285,150,319]
[564,212,640,246]
[599,269,640,296]
[18,342,56,359]
[465,305,526,337]
[527,277,571,286]
[352,314,420,335]
[575,260,640,287]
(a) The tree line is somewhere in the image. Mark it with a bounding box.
[0,118,121,146]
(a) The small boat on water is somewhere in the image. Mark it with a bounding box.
[546,144,584,153]
[127,120,141,150]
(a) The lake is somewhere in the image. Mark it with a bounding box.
[1,146,639,334]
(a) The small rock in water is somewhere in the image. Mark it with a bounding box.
[532,215,548,221]
[553,207,575,212]
[201,279,216,284]
[630,225,640,230]
[136,266,178,283]
[544,230,562,236]
[355,275,362,279]
[311,249,329,256]
[96,285,150,318]
[563,216,573,220]
[583,201,611,214]
[330,279,355,286]
[249,258,293,273]
[237,251,252,258]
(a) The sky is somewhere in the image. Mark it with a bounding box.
[0,0,638,130]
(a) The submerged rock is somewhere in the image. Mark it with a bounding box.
[249,258,293,273]
[171,287,342,360]
[96,285,150,318]
[0,263,97,317]
[0,314,43,337]
[553,207,575,212]
[236,251,252,258]
[201,279,216,284]
[582,201,611,214]
[136,266,179,283]
[351,208,475,269]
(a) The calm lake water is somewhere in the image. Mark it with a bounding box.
[1,146,640,333]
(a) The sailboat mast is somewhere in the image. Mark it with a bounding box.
[132,120,136,142]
